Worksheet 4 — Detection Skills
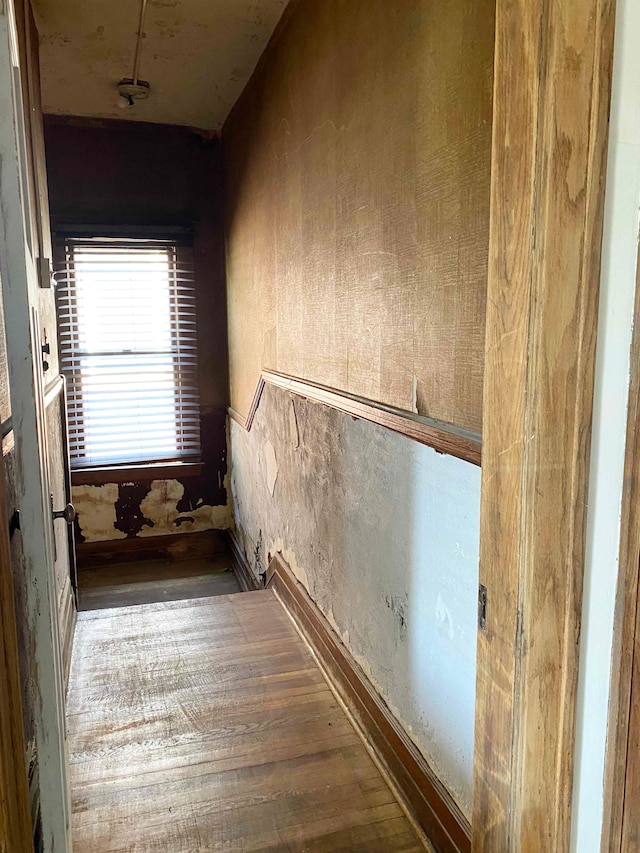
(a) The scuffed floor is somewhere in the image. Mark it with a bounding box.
[67,592,427,852]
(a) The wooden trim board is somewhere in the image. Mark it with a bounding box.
[229,370,482,466]
[228,373,266,433]
[267,553,470,853]
[601,241,640,851]
[76,529,227,569]
[474,0,615,849]
[227,530,260,592]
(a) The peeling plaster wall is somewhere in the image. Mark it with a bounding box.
[230,383,481,816]
[73,476,232,543]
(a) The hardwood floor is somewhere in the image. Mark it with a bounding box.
[67,591,426,852]
[78,554,241,610]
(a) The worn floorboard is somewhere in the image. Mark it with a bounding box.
[78,554,241,610]
[67,590,425,852]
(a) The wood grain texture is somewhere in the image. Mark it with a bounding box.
[0,446,33,853]
[231,370,482,465]
[268,553,469,853]
[223,0,494,434]
[604,241,640,851]
[67,591,426,852]
[474,0,615,849]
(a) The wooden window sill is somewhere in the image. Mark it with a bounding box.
[71,462,204,487]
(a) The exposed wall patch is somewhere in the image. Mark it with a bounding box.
[264,440,278,496]
[72,483,125,542]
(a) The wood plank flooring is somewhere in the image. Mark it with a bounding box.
[78,554,241,610]
[67,591,426,852]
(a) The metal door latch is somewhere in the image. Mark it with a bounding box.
[52,502,76,524]
[50,495,76,562]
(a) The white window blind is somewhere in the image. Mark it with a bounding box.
[55,238,201,468]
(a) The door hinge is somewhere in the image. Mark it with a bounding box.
[478,583,487,632]
[37,256,53,289]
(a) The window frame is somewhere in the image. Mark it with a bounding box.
[53,230,202,475]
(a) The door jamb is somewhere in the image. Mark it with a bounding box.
[473,0,616,849]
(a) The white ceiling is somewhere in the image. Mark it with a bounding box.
[32,0,288,131]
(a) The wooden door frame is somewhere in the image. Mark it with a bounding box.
[474,0,616,849]
[0,449,32,853]
[0,1,72,850]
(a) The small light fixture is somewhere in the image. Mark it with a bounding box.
[117,78,150,107]
[117,0,150,107]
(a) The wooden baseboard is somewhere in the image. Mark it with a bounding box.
[268,553,471,853]
[230,370,481,466]
[227,530,261,592]
[76,529,228,569]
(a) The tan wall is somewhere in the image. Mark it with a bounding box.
[223,0,494,433]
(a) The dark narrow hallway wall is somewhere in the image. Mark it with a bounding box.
[43,117,230,543]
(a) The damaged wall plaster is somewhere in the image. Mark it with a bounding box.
[73,477,232,543]
[230,383,481,817]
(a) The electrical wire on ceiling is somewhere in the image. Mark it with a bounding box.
[117,0,150,107]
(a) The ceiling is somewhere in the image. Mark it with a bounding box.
[31,0,289,131]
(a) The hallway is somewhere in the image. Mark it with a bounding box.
[67,591,426,852]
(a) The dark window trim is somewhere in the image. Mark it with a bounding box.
[71,461,204,486]
[53,224,194,245]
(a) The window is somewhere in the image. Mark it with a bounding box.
[55,238,200,469]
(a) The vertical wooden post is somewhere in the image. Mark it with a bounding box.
[474,0,615,849]
[0,449,33,853]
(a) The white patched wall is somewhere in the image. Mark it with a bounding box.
[229,383,481,818]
